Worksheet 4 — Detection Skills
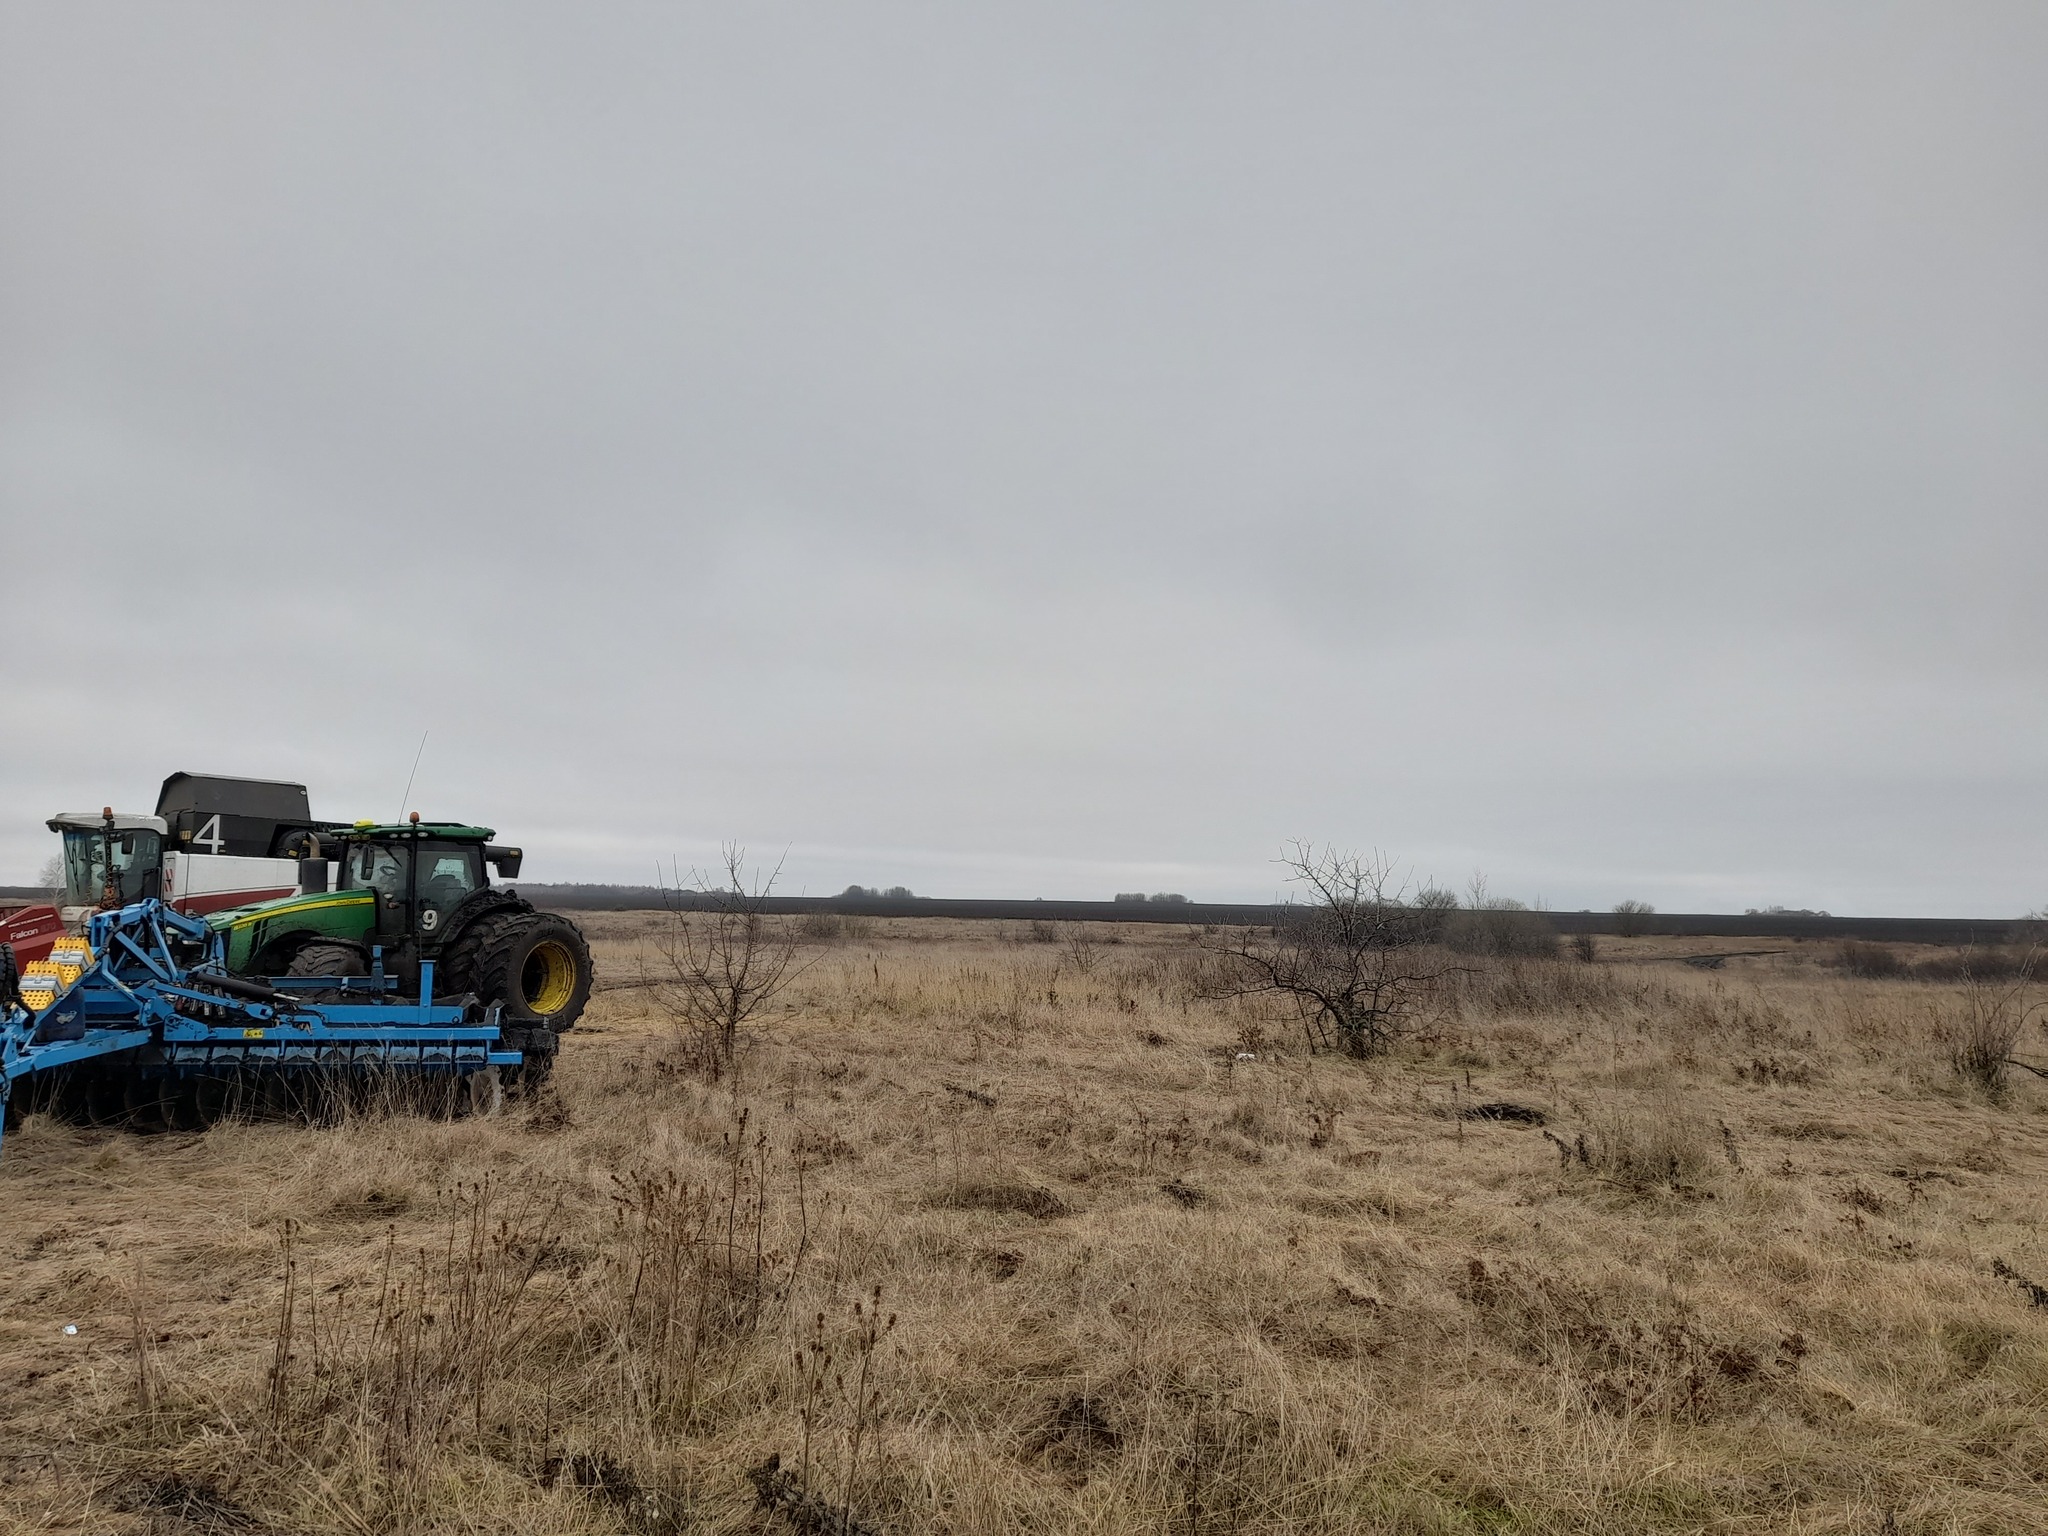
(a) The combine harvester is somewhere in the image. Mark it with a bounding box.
[0,897,549,1162]
[0,772,594,1162]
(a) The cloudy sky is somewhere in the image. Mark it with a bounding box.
[3,3,2044,914]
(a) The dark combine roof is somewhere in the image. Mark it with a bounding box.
[155,773,313,824]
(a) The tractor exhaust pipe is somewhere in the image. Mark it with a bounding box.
[289,831,328,894]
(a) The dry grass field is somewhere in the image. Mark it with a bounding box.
[3,916,2047,1534]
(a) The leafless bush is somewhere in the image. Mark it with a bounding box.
[650,846,807,1070]
[1936,964,2044,1098]
[1834,940,1903,977]
[1060,923,1103,974]
[1446,904,1559,958]
[1570,931,1598,964]
[1914,947,2031,983]
[1198,843,1455,1058]
[797,910,874,945]
[1612,899,1656,938]
[1440,874,1558,957]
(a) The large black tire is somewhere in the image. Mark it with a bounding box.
[441,912,592,1031]
[284,941,370,1002]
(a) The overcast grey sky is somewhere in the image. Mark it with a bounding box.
[4,3,2044,913]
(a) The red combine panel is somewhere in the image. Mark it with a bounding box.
[1,903,64,965]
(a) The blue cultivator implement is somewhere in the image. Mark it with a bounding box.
[0,899,553,1163]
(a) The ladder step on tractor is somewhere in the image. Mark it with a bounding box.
[0,898,556,1163]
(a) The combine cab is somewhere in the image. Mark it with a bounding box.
[46,774,338,924]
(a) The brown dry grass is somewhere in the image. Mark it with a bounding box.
[3,918,2048,1533]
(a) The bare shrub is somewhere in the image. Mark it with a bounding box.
[1834,940,1903,978]
[1915,947,2030,983]
[650,845,807,1070]
[1198,844,1455,1058]
[1936,964,2043,1098]
[797,910,873,945]
[797,910,845,943]
[1059,923,1108,974]
[1443,874,1558,957]
[1446,904,1559,958]
[1569,931,1598,964]
[1612,899,1656,938]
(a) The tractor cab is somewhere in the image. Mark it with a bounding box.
[332,822,523,946]
[46,811,166,918]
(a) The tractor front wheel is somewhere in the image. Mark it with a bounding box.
[442,912,592,1032]
[283,941,369,1001]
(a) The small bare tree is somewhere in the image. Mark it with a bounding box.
[1199,843,1454,1058]
[1612,899,1656,938]
[1059,922,1103,975]
[650,845,806,1071]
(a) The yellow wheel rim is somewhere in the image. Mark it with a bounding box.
[522,940,578,1016]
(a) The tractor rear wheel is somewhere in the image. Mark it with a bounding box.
[442,912,592,1031]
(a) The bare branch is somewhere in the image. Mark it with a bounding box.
[647,844,810,1072]
[1196,844,1454,1058]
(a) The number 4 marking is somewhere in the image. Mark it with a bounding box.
[193,815,225,854]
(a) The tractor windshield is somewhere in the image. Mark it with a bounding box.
[340,840,481,938]
[344,842,411,906]
[414,845,482,936]
[60,827,163,909]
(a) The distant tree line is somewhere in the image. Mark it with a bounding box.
[842,884,916,900]
[1113,892,1190,904]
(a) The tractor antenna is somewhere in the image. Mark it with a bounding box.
[398,730,429,824]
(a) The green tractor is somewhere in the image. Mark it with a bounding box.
[208,815,593,1035]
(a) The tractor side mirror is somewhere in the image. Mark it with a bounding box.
[484,846,523,879]
[300,858,331,895]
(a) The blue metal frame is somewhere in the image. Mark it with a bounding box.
[2,899,528,1163]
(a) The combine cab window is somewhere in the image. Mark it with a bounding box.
[60,828,163,908]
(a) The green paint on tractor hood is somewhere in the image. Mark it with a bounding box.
[205,890,377,972]
[205,890,375,933]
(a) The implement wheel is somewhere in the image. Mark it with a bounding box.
[442,913,592,1031]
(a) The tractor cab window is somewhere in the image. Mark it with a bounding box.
[60,828,163,909]
[414,845,482,937]
[344,842,412,925]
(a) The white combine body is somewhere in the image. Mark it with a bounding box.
[162,850,298,916]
